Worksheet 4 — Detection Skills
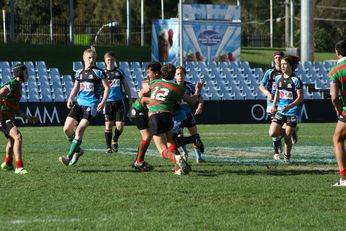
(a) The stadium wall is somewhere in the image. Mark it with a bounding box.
[16,100,336,126]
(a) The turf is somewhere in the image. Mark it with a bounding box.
[0,123,344,230]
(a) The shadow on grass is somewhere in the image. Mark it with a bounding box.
[196,168,337,177]
[194,161,337,177]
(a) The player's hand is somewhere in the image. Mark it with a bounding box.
[282,105,291,113]
[195,79,205,95]
[97,102,106,112]
[67,99,73,109]
[28,116,39,124]
[270,106,277,114]
[267,94,273,102]
[195,106,203,115]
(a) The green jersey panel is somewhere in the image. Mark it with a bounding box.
[0,79,22,120]
[148,79,185,113]
[329,60,346,114]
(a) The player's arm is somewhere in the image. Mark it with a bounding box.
[122,78,132,106]
[16,107,38,123]
[0,86,10,122]
[194,95,204,115]
[331,81,342,116]
[259,84,273,102]
[182,79,205,104]
[97,78,110,112]
[138,80,150,97]
[270,89,279,114]
[67,80,79,109]
[259,71,273,101]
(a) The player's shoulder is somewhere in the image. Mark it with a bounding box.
[75,69,83,76]
[264,67,275,75]
[91,66,106,78]
[330,60,346,76]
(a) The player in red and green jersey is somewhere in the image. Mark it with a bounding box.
[129,62,162,171]
[147,64,203,175]
[329,39,346,186]
[0,63,38,174]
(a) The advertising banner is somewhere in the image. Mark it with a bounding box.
[151,19,179,63]
[16,100,336,126]
[183,4,240,21]
[182,21,241,63]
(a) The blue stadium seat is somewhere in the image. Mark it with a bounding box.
[0,61,10,69]
[96,61,106,69]
[1,74,11,84]
[52,87,65,102]
[20,91,28,102]
[28,88,40,102]
[27,68,36,77]
[119,61,130,70]
[23,61,35,70]
[73,61,83,72]
[39,80,51,94]
[62,75,74,94]
[130,61,141,69]
[50,68,60,76]
[40,88,53,102]
[37,68,48,77]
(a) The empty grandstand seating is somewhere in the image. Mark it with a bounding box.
[0,60,336,103]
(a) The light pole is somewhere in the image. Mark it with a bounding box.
[92,21,119,46]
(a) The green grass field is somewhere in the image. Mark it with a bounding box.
[0,123,345,230]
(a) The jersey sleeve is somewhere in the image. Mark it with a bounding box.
[293,77,303,90]
[260,69,271,86]
[75,69,82,81]
[117,69,126,81]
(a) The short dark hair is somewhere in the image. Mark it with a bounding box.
[335,39,346,57]
[273,50,285,57]
[12,63,27,81]
[176,66,186,75]
[161,64,176,80]
[282,55,300,72]
[147,62,162,74]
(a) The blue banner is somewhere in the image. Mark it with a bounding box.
[182,21,241,63]
[183,4,240,21]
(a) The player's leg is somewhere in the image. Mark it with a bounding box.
[63,116,79,139]
[112,102,126,152]
[60,115,81,166]
[333,120,346,186]
[268,113,283,159]
[269,113,285,160]
[1,138,14,171]
[104,102,116,153]
[184,113,205,154]
[132,128,153,171]
[113,121,124,152]
[173,110,188,158]
[292,105,302,144]
[104,120,114,153]
[62,106,82,160]
[283,125,294,163]
[131,111,153,170]
[67,118,89,165]
[8,124,27,174]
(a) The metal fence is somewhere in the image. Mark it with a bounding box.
[0,19,285,47]
[0,19,153,46]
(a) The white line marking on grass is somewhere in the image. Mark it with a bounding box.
[84,145,336,165]
[10,218,81,224]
